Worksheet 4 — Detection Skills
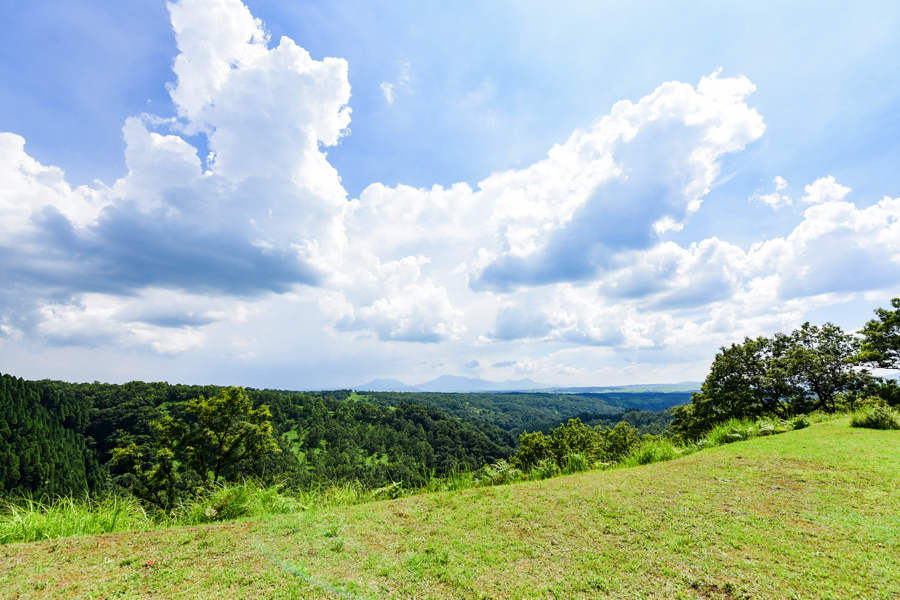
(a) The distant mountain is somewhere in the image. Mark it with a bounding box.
[549,382,702,394]
[355,375,554,393]
[354,376,702,394]
[414,375,553,393]
[355,378,422,392]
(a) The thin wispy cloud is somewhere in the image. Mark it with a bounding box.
[380,82,394,103]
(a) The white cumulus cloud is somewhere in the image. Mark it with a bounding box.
[801,175,851,204]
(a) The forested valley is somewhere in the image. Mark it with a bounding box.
[0,376,677,501]
[3,298,899,521]
[358,390,684,435]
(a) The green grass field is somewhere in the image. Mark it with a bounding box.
[2,418,898,599]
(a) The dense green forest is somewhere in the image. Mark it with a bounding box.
[528,408,675,436]
[356,391,688,434]
[0,376,103,498]
[0,376,531,498]
[0,372,687,501]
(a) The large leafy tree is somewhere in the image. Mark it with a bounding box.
[672,334,797,440]
[673,322,872,440]
[787,322,870,413]
[167,387,280,486]
[112,387,279,511]
[858,298,900,371]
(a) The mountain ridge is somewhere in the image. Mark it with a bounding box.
[355,375,701,393]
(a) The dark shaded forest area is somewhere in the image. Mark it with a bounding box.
[2,374,683,499]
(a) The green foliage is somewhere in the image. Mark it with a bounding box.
[873,379,900,407]
[110,444,178,513]
[511,418,642,470]
[857,297,900,370]
[618,437,684,468]
[791,415,811,430]
[0,494,154,544]
[112,387,279,512]
[850,406,900,430]
[174,387,280,486]
[788,322,869,414]
[705,418,758,446]
[0,479,310,544]
[700,415,810,448]
[476,460,524,486]
[601,421,642,461]
[553,408,675,436]
[178,480,306,523]
[261,394,515,489]
[361,390,690,434]
[3,374,518,500]
[672,321,873,441]
[0,373,102,498]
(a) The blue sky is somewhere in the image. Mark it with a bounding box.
[1,0,899,388]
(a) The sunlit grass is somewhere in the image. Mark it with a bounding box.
[0,495,154,544]
[0,412,838,546]
[4,418,898,598]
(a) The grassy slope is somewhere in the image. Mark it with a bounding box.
[2,419,898,599]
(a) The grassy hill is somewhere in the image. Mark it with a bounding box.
[2,418,898,598]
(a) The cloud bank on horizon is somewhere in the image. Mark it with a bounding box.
[1,0,898,387]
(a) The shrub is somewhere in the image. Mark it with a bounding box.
[476,460,523,486]
[790,415,810,430]
[561,452,590,475]
[850,406,900,430]
[754,416,791,436]
[527,459,560,481]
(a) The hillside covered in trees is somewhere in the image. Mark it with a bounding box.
[356,390,687,434]
[3,375,680,499]
[0,376,530,498]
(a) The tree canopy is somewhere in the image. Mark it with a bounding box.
[672,309,900,440]
[112,387,279,511]
[858,297,900,370]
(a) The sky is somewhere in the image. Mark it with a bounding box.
[1,0,899,389]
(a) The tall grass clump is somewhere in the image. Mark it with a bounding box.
[560,452,591,476]
[475,460,524,486]
[176,479,307,524]
[850,405,900,430]
[0,495,155,544]
[419,466,477,494]
[705,418,758,446]
[0,480,312,544]
[620,437,686,468]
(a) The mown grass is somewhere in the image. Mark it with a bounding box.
[2,417,898,598]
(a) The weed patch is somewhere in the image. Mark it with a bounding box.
[850,405,900,430]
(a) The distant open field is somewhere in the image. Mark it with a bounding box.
[3,418,898,599]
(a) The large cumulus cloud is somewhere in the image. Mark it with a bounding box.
[2,0,352,304]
